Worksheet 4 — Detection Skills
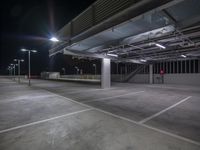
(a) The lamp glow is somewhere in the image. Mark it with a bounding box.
[155,43,166,49]
[107,53,118,57]
[140,59,147,62]
[31,50,37,53]
[181,54,187,58]
[50,37,59,42]
[21,49,27,52]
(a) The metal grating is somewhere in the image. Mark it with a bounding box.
[95,0,139,23]
[73,7,93,36]
[57,23,71,38]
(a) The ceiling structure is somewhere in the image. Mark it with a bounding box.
[49,0,200,63]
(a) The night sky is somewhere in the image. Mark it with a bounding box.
[0,0,96,75]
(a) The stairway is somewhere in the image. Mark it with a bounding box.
[122,65,146,82]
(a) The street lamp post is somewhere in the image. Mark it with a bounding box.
[10,64,18,81]
[62,68,66,75]
[75,66,79,75]
[14,59,24,83]
[10,66,13,77]
[93,64,97,75]
[21,49,37,86]
[13,65,16,80]
[7,66,12,76]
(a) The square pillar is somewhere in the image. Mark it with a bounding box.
[101,58,111,88]
[149,64,153,84]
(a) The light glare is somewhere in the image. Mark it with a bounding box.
[31,50,37,53]
[140,59,147,62]
[181,54,187,58]
[107,53,118,57]
[50,37,59,42]
[21,48,27,52]
[155,43,166,49]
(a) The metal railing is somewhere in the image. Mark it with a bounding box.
[57,0,139,38]
[50,0,140,55]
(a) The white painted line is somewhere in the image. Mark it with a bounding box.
[90,103,200,146]
[57,87,116,95]
[147,85,196,91]
[84,91,144,103]
[0,94,56,104]
[0,108,92,134]
[0,82,15,84]
[45,91,200,146]
[139,96,192,124]
[141,122,200,146]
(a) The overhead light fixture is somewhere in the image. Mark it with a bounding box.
[155,43,166,49]
[140,59,147,62]
[31,50,37,53]
[181,54,187,58]
[107,53,118,57]
[50,37,59,42]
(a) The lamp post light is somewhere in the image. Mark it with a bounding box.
[21,48,37,86]
[14,59,24,83]
[75,66,79,75]
[9,65,14,77]
[62,68,66,75]
[50,37,59,42]
[92,64,97,75]
[10,63,18,81]
[7,66,12,76]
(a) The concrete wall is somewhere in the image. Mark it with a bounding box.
[111,74,126,82]
[128,73,200,86]
[61,75,100,80]
[129,74,149,83]
[41,72,60,79]
[162,74,200,86]
[49,72,60,79]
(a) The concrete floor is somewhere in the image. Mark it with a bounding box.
[0,78,200,150]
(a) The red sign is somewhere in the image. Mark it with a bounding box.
[160,70,164,75]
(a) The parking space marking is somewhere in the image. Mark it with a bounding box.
[0,108,92,134]
[84,91,144,103]
[45,91,200,146]
[0,94,56,104]
[147,85,198,91]
[0,82,15,84]
[56,87,116,95]
[139,96,192,124]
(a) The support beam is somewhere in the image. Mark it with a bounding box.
[101,58,111,89]
[149,64,153,84]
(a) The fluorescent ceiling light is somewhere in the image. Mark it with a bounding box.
[107,53,118,57]
[50,37,59,42]
[155,43,166,49]
[140,59,147,62]
[181,54,187,58]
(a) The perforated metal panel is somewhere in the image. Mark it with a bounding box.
[57,23,71,38]
[166,0,200,22]
[94,0,138,23]
[73,7,93,36]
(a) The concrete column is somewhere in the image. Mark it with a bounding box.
[101,58,111,89]
[149,64,153,84]
[198,59,200,73]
